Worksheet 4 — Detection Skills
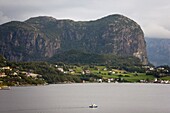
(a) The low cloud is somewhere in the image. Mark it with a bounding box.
[144,24,170,38]
[0,11,10,24]
[0,0,170,39]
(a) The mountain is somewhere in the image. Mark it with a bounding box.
[0,14,148,64]
[49,50,142,67]
[145,38,170,66]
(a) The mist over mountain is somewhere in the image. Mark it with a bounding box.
[0,14,148,64]
[146,38,170,66]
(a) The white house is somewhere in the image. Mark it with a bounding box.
[57,68,64,72]
[0,73,7,77]
[26,73,41,78]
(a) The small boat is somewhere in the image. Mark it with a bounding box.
[1,86,11,90]
[89,104,98,108]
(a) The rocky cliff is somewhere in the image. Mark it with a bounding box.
[146,38,170,66]
[0,14,148,64]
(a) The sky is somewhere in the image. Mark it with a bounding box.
[0,0,170,39]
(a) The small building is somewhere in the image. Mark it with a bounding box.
[1,66,12,71]
[68,69,74,72]
[84,70,91,75]
[108,79,111,83]
[97,79,102,83]
[0,73,7,77]
[108,71,116,75]
[12,72,18,76]
[103,68,107,71]
[26,73,42,78]
[68,69,75,74]
[157,67,165,71]
[149,67,155,71]
[154,78,158,82]
[81,71,85,75]
[57,68,64,72]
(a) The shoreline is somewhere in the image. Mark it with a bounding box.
[10,82,170,87]
[1,81,170,89]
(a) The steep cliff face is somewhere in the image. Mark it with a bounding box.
[84,15,148,64]
[146,38,170,66]
[0,21,60,61]
[0,14,148,64]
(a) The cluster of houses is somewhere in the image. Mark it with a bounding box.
[56,66,127,83]
[1,64,169,84]
[56,66,91,75]
[0,66,15,78]
[0,66,42,78]
[0,66,43,84]
[144,66,170,76]
[142,65,170,84]
[139,78,170,84]
[57,67,76,74]
[154,78,170,84]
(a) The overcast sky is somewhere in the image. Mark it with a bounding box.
[0,0,170,38]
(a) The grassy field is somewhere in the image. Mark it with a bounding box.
[72,65,158,82]
[101,73,155,82]
[161,76,170,80]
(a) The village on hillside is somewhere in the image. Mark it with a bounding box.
[0,63,170,88]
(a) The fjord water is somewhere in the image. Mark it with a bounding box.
[0,83,170,113]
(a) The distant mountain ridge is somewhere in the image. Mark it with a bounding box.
[145,38,170,66]
[0,14,148,64]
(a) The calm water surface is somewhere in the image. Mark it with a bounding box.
[0,83,170,113]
